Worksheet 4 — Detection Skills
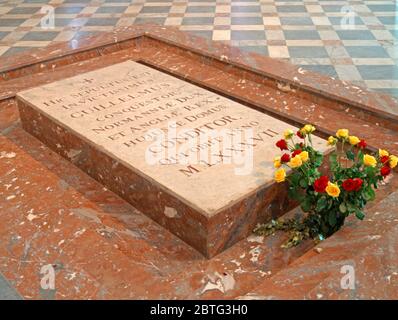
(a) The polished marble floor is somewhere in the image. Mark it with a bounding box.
[0,0,397,99]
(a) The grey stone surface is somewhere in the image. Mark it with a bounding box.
[0,272,22,300]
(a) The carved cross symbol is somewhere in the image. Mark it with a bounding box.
[212,151,232,162]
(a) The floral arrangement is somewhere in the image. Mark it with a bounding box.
[255,125,397,248]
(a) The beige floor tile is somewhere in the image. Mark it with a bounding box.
[263,17,281,26]
[214,17,231,26]
[231,25,265,31]
[216,5,231,14]
[212,30,230,41]
[286,40,323,46]
[268,46,289,58]
[0,46,10,56]
[165,17,183,26]
[265,30,284,40]
[14,41,51,47]
[311,17,331,26]
[335,65,363,81]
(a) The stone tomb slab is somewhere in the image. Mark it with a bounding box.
[17,60,329,257]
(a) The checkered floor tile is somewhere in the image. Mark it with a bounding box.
[0,0,397,100]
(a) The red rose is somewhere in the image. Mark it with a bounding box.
[381,166,391,177]
[352,178,363,191]
[296,130,304,139]
[281,153,290,163]
[314,176,329,193]
[380,155,389,163]
[342,178,356,191]
[358,139,367,149]
[276,139,288,151]
[292,149,302,157]
[343,178,363,192]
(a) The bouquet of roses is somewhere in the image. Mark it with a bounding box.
[255,124,397,248]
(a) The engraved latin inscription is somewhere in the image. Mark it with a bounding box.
[18,61,328,214]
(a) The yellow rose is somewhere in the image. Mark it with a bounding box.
[302,124,316,134]
[327,136,337,146]
[274,156,281,168]
[299,151,309,162]
[336,129,349,139]
[389,155,398,169]
[284,129,294,139]
[363,154,377,167]
[288,155,303,168]
[348,136,360,145]
[274,168,286,183]
[379,149,389,157]
[326,182,340,198]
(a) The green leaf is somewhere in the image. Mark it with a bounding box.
[368,188,375,201]
[299,179,308,188]
[301,198,312,212]
[357,150,364,164]
[339,203,347,213]
[346,202,356,213]
[316,197,327,212]
[365,166,375,176]
[313,153,324,167]
[346,150,355,161]
[288,187,303,201]
[330,153,338,169]
[355,210,365,220]
[328,211,337,227]
[290,173,301,186]
[363,187,375,201]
